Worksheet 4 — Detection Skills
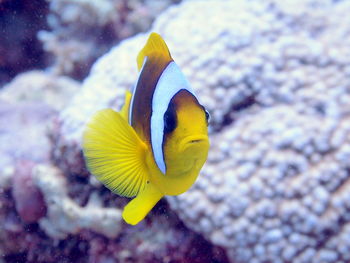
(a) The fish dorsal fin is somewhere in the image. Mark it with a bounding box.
[82,109,149,197]
[137,32,172,71]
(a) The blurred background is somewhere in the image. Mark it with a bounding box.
[1,0,350,262]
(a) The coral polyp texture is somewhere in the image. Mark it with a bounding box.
[39,0,181,79]
[54,0,350,262]
[169,108,350,263]
[0,70,80,110]
[32,164,123,239]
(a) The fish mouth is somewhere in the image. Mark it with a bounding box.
[179,135,209,152]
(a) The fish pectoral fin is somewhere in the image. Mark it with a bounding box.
[82,108,149,197]
[137,32,172,71]
[119,90,132,121]
[122,182,163,225]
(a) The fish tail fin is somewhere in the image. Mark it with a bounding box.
[82,108,149,198]
[137,32,172,71]
[122,182,163,225]
[119,90,132,121]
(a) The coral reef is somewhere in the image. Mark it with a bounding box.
[39,0,181,79]
[32,164,122,239]
[3,0,350,262]
[0,69,79,187]
[2,212,227,263]
[53,34,143,175]
[0,102,56,188]
[0,70,80,111]
[169,107,350,263]
[12,161,47,223]
[1,163,227,262]
[53,0,350,262]
[165,1,350,262]
[0,53,226,263]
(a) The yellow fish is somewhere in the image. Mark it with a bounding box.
[82,33,210,225]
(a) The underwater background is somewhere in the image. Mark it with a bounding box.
[1,0,350,262]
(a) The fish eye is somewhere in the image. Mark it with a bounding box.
[164,105,177,133]
[205,109,210,125]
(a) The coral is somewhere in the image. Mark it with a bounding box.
[0,70,80,111]
[51,34,144,174]
[165,1,350,263]
[169,107,350,263]
[0,70,79,187]
[0,102,56,188]
[1,162,227,262]
[79,210,228,263]
[0,1,230,262]
[53,0,350,262]
[12,160,47,223]
[0,0,48,85]
[32,164,123,239]
[0,189,91,263]
[39,0,181,79]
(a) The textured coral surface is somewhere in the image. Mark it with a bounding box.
[54,0,350,262]
[2,0,350,262]
[39,0,181,80]
[0,1,229,262]
[0,71,80,110]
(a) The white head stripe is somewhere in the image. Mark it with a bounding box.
[151,61,196,174]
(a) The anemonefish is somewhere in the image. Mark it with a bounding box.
[82,32,210,225]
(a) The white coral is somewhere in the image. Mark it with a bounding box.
[32,164,122,239]
[56,0,350,262]
[39,0,180,76]
[0,70,80,110]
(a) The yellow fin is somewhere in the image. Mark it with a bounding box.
[119,90,132,121]
[82,109,148,197]
[122,182,163,225]
[137,32,172,71]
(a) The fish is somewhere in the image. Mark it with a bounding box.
[82,32,210,225]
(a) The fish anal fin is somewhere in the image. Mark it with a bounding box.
[122,182,163,225]
[137,32,172,71]
[119,90,132,121]
[82,108,149,197]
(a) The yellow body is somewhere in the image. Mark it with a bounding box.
[82,33,209,225]
[149,92,209,195]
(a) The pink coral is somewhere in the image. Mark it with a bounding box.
[12,160,47,223]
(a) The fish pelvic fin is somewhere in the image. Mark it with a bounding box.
[122,182,163,225]
[82,108,149,198]
[119,90,132,121]
[137,32,172,71]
